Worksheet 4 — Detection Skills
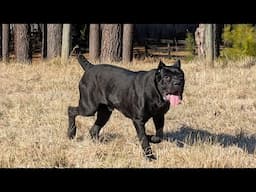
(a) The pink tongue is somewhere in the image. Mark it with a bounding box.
[169,95,180,107]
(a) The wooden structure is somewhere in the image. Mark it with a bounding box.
[144,38,186,58]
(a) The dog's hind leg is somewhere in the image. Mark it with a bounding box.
[67,106,79,139]
[89,104,112,140]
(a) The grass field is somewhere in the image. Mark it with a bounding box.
[0,57,256,168]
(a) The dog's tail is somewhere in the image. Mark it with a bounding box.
[77,54,93,71]
[73,45,93,71]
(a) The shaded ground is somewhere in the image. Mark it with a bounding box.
[165,125,256,154]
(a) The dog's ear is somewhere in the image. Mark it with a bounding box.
[158,60,166,69]
[156,61,165,81]
[173,59,181,69]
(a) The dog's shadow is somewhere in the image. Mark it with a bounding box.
[164,125,256,154]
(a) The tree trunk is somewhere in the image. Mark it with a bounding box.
[2,24,9,63]
[61,24,71,63]
[195,24,206,58]
[41,24,47,59]
[195,24,219,67]
[89,24,100,62]
[100,24,122,63]
[122,24,134,63]
[214,24,221,58]
[47,24,62,59]
[14,24,31,63]
[205,24,215,67]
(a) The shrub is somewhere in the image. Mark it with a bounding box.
[185,32,195,55]
[185,32,196,61]
[221,24,256,59]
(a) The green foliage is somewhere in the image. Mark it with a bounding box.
[221,24,256,59]
[80,25,88,40]
[185,32,195,54]
[185,32,195,61]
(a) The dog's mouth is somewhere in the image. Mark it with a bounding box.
[163,91,181,107]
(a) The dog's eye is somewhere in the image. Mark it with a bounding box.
[164,76,171,81]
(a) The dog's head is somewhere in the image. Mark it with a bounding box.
[155,60,185,107]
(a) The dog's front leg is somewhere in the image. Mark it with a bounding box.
[133,120,157,161]
[67,106,79,139]
[150,114,164,143]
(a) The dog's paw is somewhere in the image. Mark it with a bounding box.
[67,125,76,139]
[89,130,99,141]
[67,133,75,140]
[148,135,162,143]
[145,154,157,161]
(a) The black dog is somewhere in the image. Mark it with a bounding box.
[68,54,185,160]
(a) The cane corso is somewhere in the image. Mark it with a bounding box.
[68,54,185,160]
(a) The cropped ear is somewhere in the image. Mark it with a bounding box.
[173,59,181,69]
[156,61,165,81]
[158,60,166,69]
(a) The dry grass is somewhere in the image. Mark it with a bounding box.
[0,56,256,168]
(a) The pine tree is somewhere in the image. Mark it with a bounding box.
[100,24,122,63]
[47,24,62,59]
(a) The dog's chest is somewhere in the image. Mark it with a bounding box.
[147,101,170,116]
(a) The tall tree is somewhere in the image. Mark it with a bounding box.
[205,24,214,64]
[89,24,100,62]
[122,24,134,63]
[14,24,31,63]
[214,24,221,58]
[41,24,47,59]
[2,24,9,63]
[205,24,219,67]
[100,24,122,63]
[61,24,71,63]
[195,24,219,66]
[195,24,206,58]
[47,24,62,59]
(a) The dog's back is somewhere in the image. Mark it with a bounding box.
[78,56,152,117]
[78,54,143,90]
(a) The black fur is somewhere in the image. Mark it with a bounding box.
[68,55,185,161]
